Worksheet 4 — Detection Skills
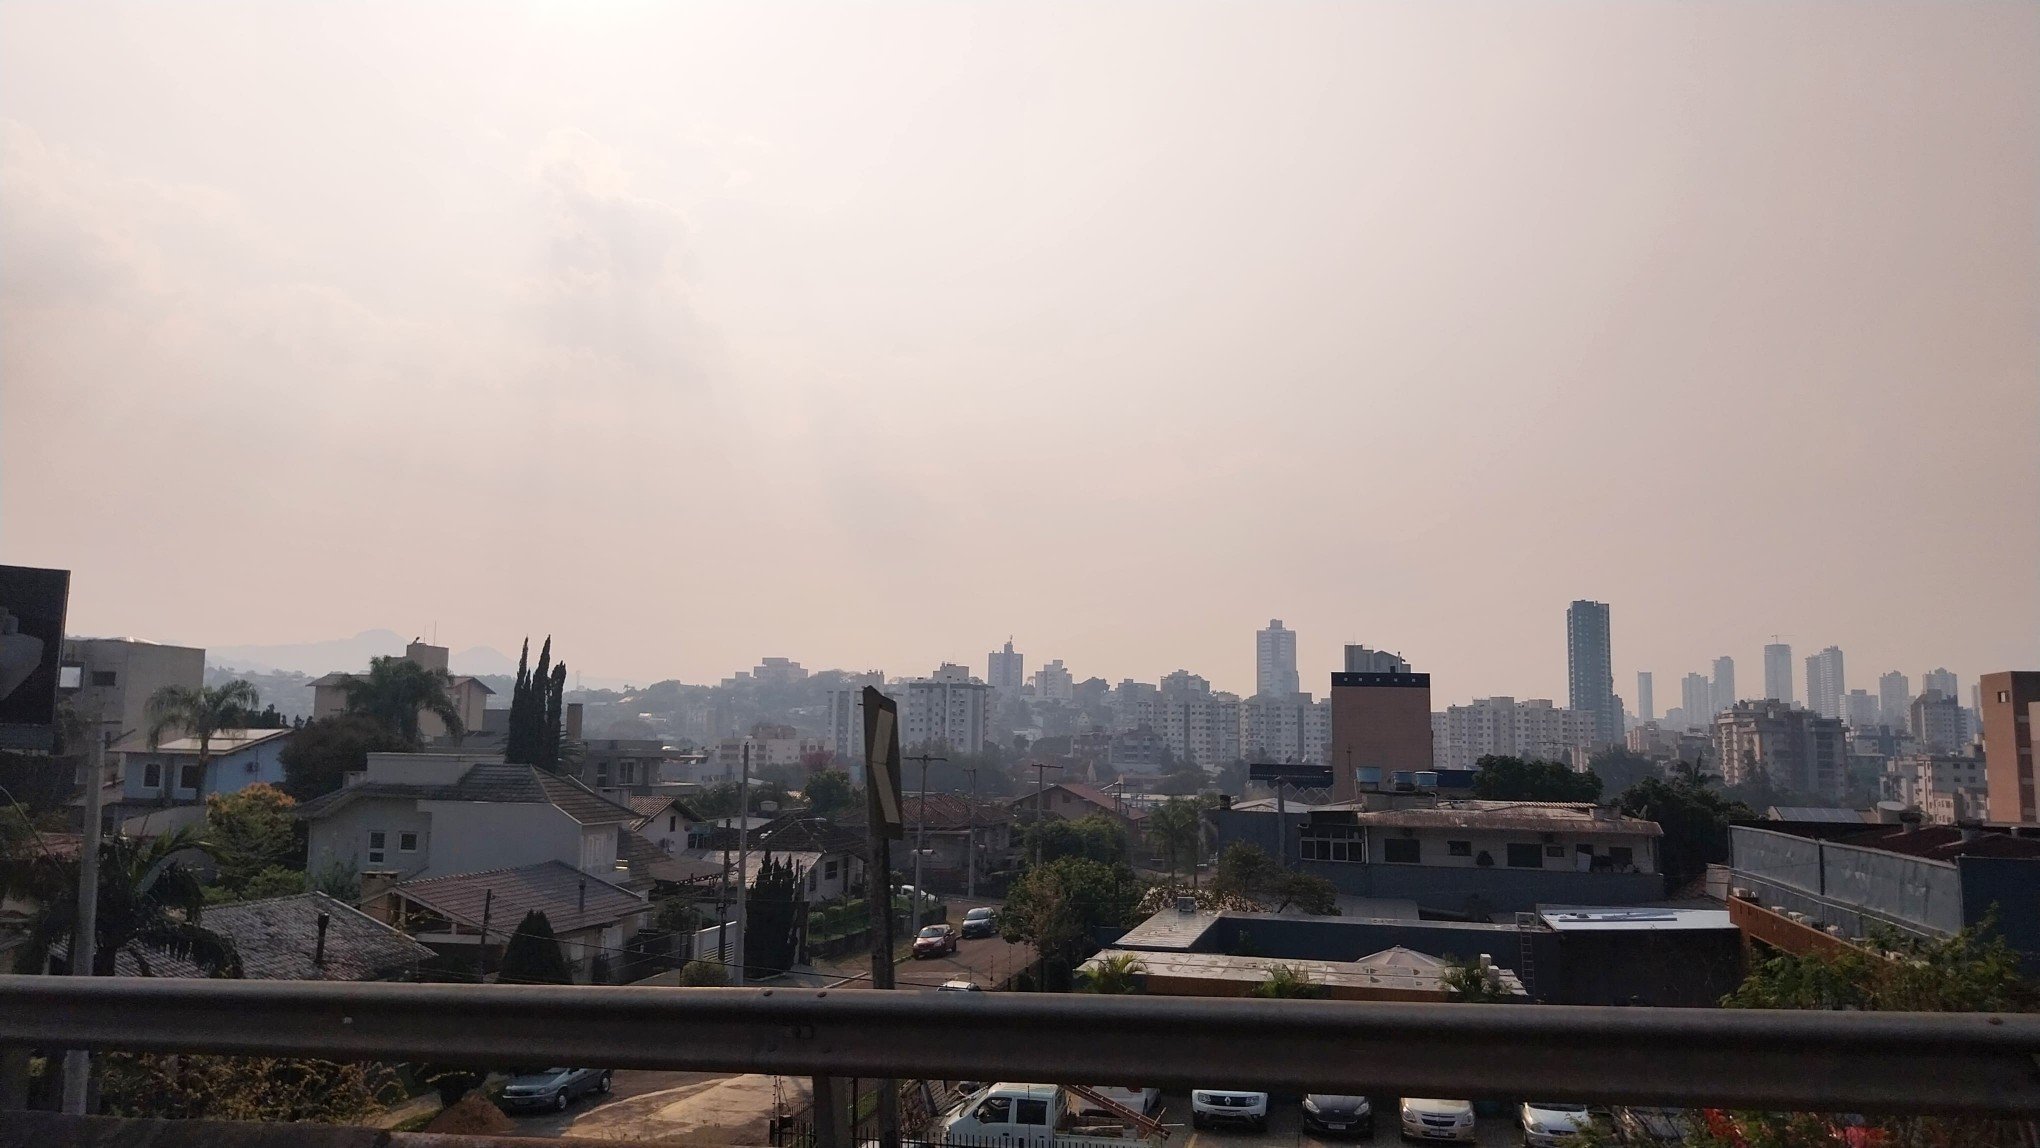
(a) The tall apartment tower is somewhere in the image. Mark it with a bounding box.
[1981,671,2040,824]
[1924,668,1958,700]
[1256,619,1300,698]
[1636,671,1655,723]
[1805,646,1846,720]
[986,639,1024,692]
[1711,657,1736,715]
[1681,673,1712,730]
[1763,643,1794,704]
[1877,671,1911,729]
[1566,601,1621,746]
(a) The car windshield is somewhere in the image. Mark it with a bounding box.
[1532,1103,1590,1113]
[918,926,946,937]
[966,908,993,918]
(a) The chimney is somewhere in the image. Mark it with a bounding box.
[578,879,587,914]
[313,911,331,967]
[566,703,584,742]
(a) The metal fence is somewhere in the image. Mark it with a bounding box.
[4,975,2039,1116]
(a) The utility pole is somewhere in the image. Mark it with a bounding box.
[474,889,493,983]
[63,726,109,1115]
[904,751,946,933]
[1274,779,1288,870]
[962,766,978,900]
[731,739,751,985]
[1030,762,1063,867]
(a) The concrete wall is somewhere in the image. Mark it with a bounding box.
[422,801,581,879]
[1958,855,2040,970]
[63,639,206,742]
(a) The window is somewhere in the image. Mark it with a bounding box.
[1506,843,1544,868]
[142,762,161,789]
[178,764,200,791]
[668,815,678,832]
[90,670,117,687]
[1383,837,1421,864]
[1545,844,1567,858]
[1446,840,1472,857]
[398,831,418,853]
[977,1097,1012,1124]
[825,860,839,880]
[1299,823,1362,862]
[1014,1100,1049,1127]
[368,831,387,864]
[1608,846,1634,868]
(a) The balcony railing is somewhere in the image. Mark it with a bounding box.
[4,975,2039,1116]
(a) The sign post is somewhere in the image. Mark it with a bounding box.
[860,687,903,1148]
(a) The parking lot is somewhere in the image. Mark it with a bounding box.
[1153,1091,1524,1148]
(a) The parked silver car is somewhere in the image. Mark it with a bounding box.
[500,1066,612,1113]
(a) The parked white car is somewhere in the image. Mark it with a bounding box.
[1399,1097,1476,1143]
[1190,1089,1268,1132]
[1519,1101,1593,1147]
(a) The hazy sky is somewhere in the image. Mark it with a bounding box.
[3,2,2034,702]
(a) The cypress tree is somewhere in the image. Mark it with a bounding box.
[542,661,567,772]
[497,910,573,984]
[507,639,532,763]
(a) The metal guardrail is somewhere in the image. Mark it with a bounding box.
[3,975,2039,1116]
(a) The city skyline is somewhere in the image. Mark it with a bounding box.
[5,4,2034,704]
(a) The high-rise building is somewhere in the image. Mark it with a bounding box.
[1713,700,1849,796]
[1032,658,1074,702]
[1565,600,1621,746]
[1344,645,1410,674]
[1841,689,1880,729]
[902,665,992,754]
[1160,669,1212,697]
[1980,672,2040,823]
[1805,646,1846,720]
[1763,643,1794,704]
[986,640,1024,692]
[1239,693,1327,765]
[1330,662,1432,800]
[1680,673,1712,731]
[1161,692,1242,767]
[1711,657,1736,715]
[1432,697,1597,771]
[1256,620,1300,698]
[1924,668,1958,700]
[1910,690,1965,754]
[1636,672,1655,723]
[1877,672,1911,729]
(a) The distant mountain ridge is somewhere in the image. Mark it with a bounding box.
[208,628,519,677]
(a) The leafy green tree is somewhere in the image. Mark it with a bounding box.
[1617,774,1752,891]
[1022,813,1129,866]
[676,959,727,986]
[1208,842,1340,914]
[1079,952,1146,994]
[802,769,857,817]
[744,854,805,977]
[1471,755,1603,802]
[693,779,795,819]
[1144,798,1203,884]
[4,828,241,976]
[204,866,308,904]
[340,656,463,746]
[204,783,303,895]
[1440,955,1512,1002]
[279,714,405,800]
[146,680,262,796]
[1249,964,1327,999]
[1002,856,1139,981]
[1585,746,1658,795]
[497,910,573,984]
[1706,923,2035,1147]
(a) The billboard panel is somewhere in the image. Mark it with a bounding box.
[0,565,72,750]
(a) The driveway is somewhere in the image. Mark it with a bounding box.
[505,1070,808,1143]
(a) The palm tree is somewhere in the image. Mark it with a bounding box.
[1145,798,1202,886]
[4,828,241,976]
[1249,963,1326,999]
[339,656,463,746]
[1078,952,1146,994]
[147,680,260,799]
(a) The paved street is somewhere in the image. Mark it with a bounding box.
[811,896,1038,991]
[504,1069,807,1143]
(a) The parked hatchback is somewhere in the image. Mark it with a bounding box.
[1302,1094,1374,1138]
[1399,1097,1475,1143]
[499,1067,611,1113]
[959,906,999,938]
[1190,1089,1269,1132]
[912,923,959,958]
[1520,1101,1593,1147]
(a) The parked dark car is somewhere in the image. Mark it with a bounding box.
[912,923,959,958]
[499,1067,612,1113]
[959,907,999,938]
[1302,1094,1374,1138]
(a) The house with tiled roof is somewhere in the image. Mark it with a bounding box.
[51,892,434,982]
[1011,781,1146,832]
[297,753,641,888]
[682,814,866,903]
[624,794,701,856]
[359,861,648,984]
[902,794,1015,889]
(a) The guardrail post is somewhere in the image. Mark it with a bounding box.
[812,1075,850,1148]
[0,1043,29,1111]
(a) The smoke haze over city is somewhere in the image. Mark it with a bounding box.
[3,2,2034,699]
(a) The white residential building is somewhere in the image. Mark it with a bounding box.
[903,666,992,754]
[1432,697,1597,771]
[1112,680,1162,734]
[1256,620,1300,698]
[987,641,1024,692]
[1162,692,1242,767]
[1878,672,1911,729]
[1032,659,1074,702]
[1239,693,1328,764]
